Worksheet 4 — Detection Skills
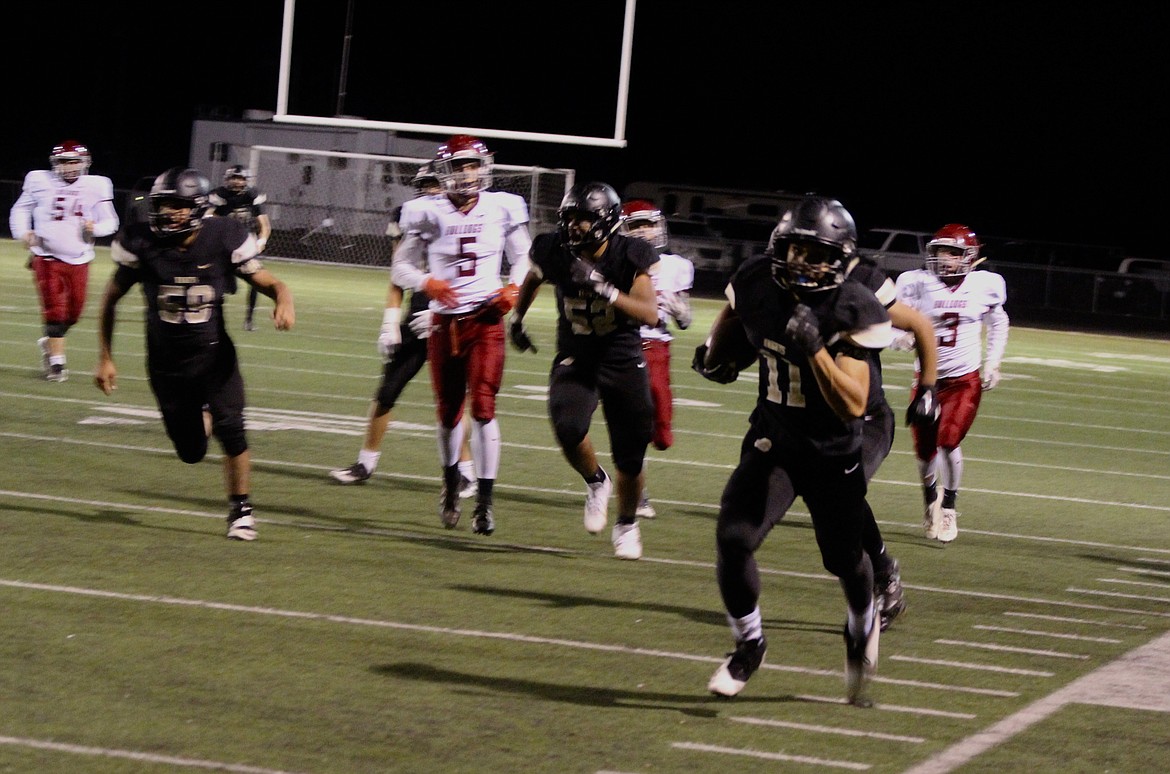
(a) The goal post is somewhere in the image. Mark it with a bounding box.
[213,144,575,268]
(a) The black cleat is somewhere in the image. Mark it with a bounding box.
[471,503,495,535]
[707,636,767,697]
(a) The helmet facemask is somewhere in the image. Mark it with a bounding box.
[50,141,91,184]
[148,168,211,238]
[771,239,847,295]
[620,215,668,250]
[433,136,493,196]
[926,242,978,277]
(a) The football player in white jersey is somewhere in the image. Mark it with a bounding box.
[390,136,533,536]
[9,140,120,381]
[619,199,694,519]
[893,223,1009,543]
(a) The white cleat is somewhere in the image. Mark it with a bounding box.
[923,490,942,540]
[583,473,611,534]
[937,508,959,543]
[611,522,642,560]
[635,491,656,519]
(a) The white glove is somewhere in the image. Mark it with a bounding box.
[587,270,619,303]
[890,331,916,351]
[377,308,402,361]
[408,309,433,339]
[982,365,1001,391]
[661,291,692,330]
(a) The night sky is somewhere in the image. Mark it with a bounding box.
[8,1,1167,258]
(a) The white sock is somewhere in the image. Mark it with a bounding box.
[458,459,474,479]
[728,606,763,642]
[358,449,380,473]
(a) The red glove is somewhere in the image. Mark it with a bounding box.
[489,283,519,315]
[423,276,460,308]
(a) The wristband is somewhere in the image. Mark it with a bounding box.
[383,307,402,327]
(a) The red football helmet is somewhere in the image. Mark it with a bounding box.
[50,140,91,183]
[433,135,493,195]
[926,223,981,277]
[619,199,668,250]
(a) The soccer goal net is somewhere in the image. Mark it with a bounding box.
[212,145,575,267]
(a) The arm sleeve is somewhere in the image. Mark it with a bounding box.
[504,226,533,286]
[390,232,429,291]
[983,303,1009,370]
[8,174,35,238]
[90,178,119,237]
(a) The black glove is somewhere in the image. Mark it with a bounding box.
[508,316,538,353]
[785,303,824,356]
[906,383,940,427]
[691,343,739,384]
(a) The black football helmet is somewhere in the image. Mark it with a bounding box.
[767,196,858,294]
[557,182,622,253]
[411,162,441,195]
[148,167,211,237]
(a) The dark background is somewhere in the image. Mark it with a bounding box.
[7,1,1167,259]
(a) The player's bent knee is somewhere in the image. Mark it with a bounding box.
[44,321,68,338]
[214,416,248,458]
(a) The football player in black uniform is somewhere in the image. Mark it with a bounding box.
[694,196,892,704]
[209,165,271,331]
[94,168,295,541]
[509,182,660,560]
[847,256,939,631]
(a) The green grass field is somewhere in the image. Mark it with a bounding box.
[2,242,1169,773]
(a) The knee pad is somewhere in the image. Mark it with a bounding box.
[715,514,761,557]
[44,321,69,338]
[552,415,588,454]
[175,438,209,465]
[213,413,249,458]
[610,442,647,477]
[821,544,865,580]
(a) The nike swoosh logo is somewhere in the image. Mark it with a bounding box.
[844,463,860,474]
[637,362,646,368]
[197,263,212,269]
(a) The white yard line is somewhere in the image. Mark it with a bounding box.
[902,630,1170,774]
[0,736,305,774]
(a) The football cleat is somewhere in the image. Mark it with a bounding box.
[611,521,642,560]
[875,558,905,632]
[938,508,959,543]
[844,607,880,707]
[243,317,256,332]
[708,636,767,698]
[471,503,495,535]
[583,470,611,534]
[330,462,371,484]
[47,363,68,382]
[37,337,50,376]
[923,488,942,540]
[635,490,656,519]
[459,474,478,500]
[226,503,257,541]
